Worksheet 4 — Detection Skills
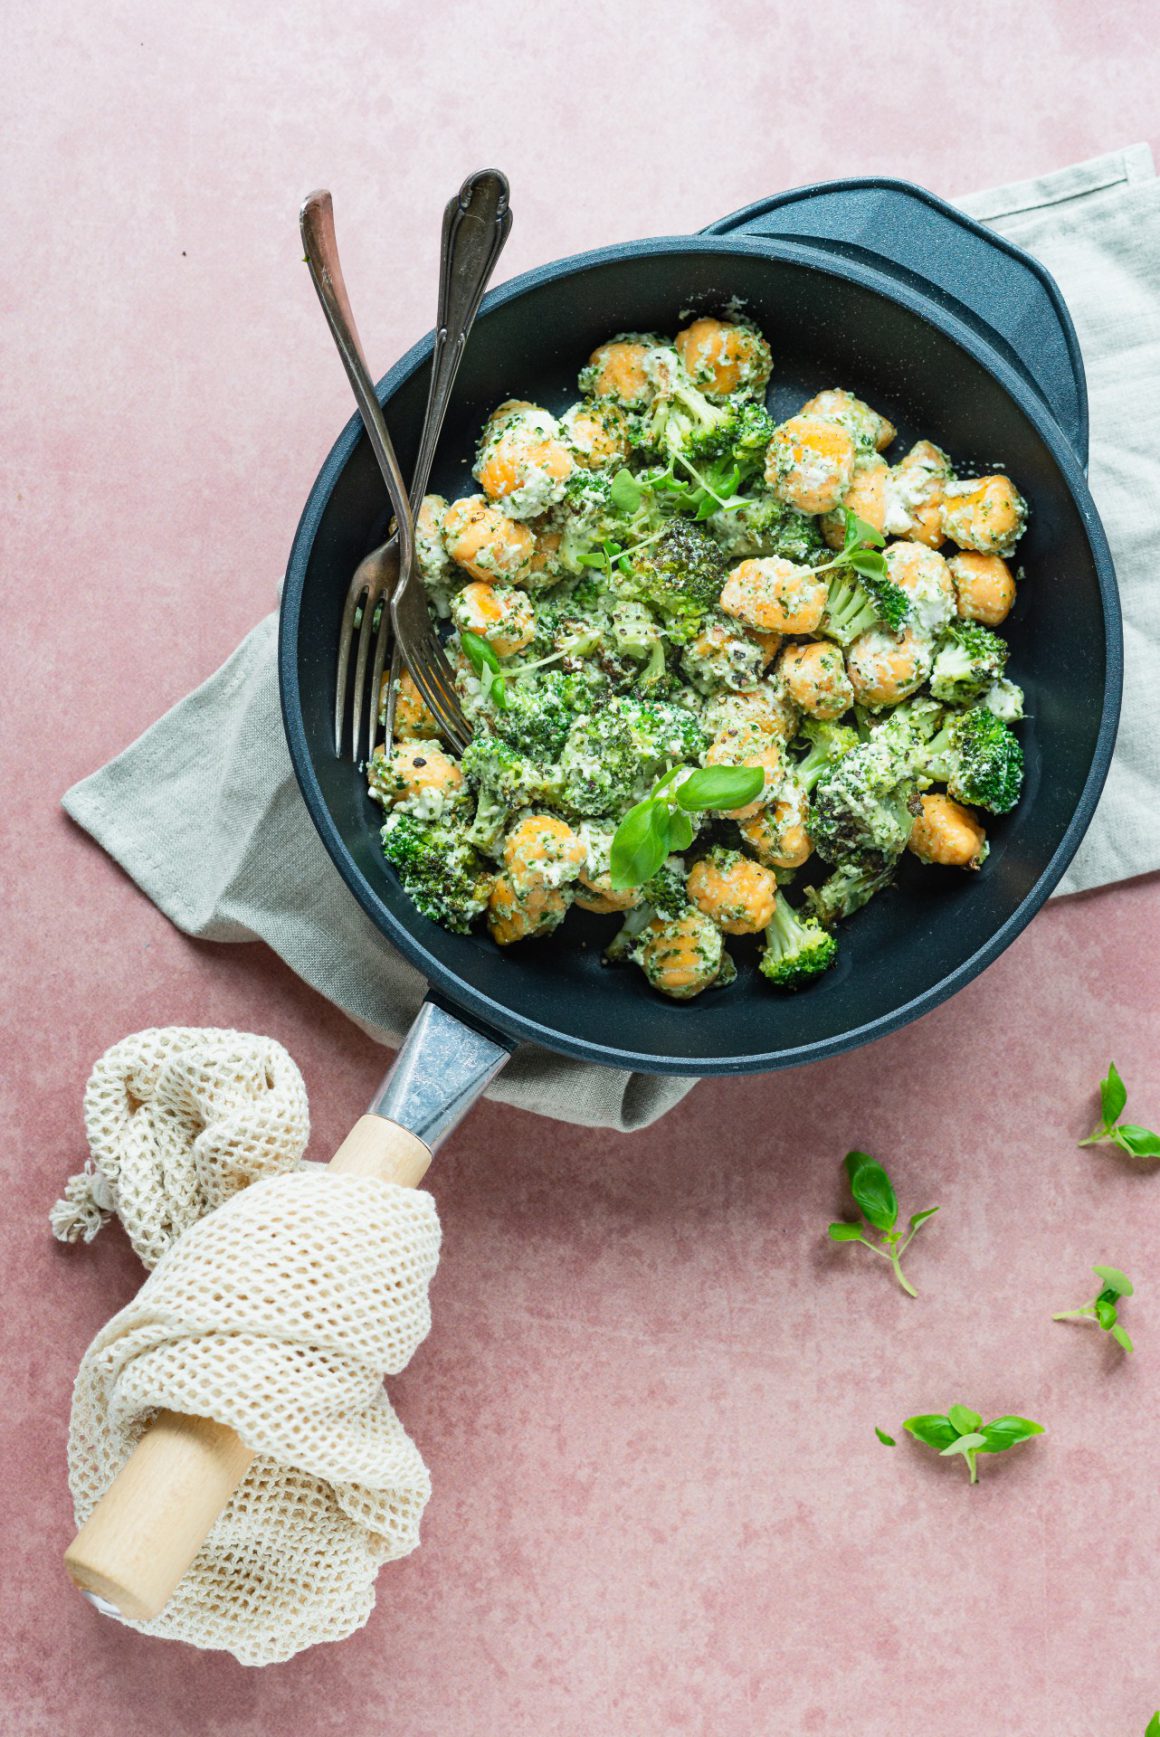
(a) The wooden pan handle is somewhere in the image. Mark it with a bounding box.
[63,1116,431,1622]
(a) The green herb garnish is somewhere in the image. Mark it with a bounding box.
[902,1409,1044,1484]
[1080,1063,1160,1157]
[608,762,765,890]
[1053,1264,1136,1353]
[827,1151,939,1298]
[874,1427,896,1447]
[813,508,889,582]
[459,628,508,711]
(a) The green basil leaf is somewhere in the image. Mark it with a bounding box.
[948,1405,982,1436]
[1092,1265,1133,1298]
[1099,1062,1127,1127]
[844,1151,898,1233]
[1144,1712,1159,1737]
[903,1414,958,1451]
[668,809,694,851]
[459,627,501,676]
[827,1223,865,1243]
[977,1416,1045,1455]
[609,799,671,892]
[843,508,885,550]
[1112,1124,1160,1157]
[1111,1323,1134,1353]
[675,765,765,813]
[874,1427,896,1447]
[847,548,889,580]
[908,1207,940,1231]
[1094,1297,1118,1330]
[940,1432,986,1456]
[609,469,643,517]
[694,494,719,521]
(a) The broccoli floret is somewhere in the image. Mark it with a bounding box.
[380,812,490,934]
[805,861,897,927]
[918,707,1024,814]
[603,856,691,961]
[643,858,689,919]
[788,718,861,795]
[980,677,1025,722]
[759,890,838,989]
[557,710,643,817]
[615,694,708,772]
[610,600,669,686]
[820,567,910,646]
[620,520,727,643]
[492,670,577,760]
[461,733,562,810]
[929,621,1009,705]
[632,368,775,470]
[810,706,935,873]
[706,488,825,567]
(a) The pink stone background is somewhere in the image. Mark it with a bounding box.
[4,3,1160,1732]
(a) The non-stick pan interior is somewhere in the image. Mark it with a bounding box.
[282,238,1118,1073]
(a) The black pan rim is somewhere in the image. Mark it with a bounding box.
[280,230,1123,1075]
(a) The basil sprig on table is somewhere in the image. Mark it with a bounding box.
[1146,1713,1160,1737]
[608,763,765,891]
[1053,1264,1136,1354]
[902,1408,1045,1485]
[1079,1062,1160,1157]
[827,1151,939,1298]
[459,628,508,711]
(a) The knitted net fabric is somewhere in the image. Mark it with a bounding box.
[56,1029,441,1665]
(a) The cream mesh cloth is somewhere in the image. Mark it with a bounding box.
[54,1029,442,1665]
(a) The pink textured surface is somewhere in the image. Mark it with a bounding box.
[4,3,1160,1732]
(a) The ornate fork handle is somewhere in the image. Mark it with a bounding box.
[406,169,511,521]
[300,190,417,616]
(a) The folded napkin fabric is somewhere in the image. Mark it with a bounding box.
[64,147,1160,1129]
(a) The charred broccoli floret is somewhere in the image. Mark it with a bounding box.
[810,707,936,873]
[380,813,490,934]
[759,890,838,989]
[820,566,910,646]
[706,488,825,566]
[616,694,708,771]
[461,733,562,811]
[929,621,1010,705]
[557,709,643,816]
[492,671,578,760]
[787,718,861,795]
[805,861,897,927]
[609,599,668,686]
[918,707,1024,814]
[620,520,727,643]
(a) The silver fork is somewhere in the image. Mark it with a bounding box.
[301,173,511,761]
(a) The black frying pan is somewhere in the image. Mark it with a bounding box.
[279,179,1121,1081]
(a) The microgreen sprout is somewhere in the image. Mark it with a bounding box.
[874,1427,896,1447]
[1053,1264,1136,1354]
[812,508,890,582]
[1080,1063,1160,1157]
[902,1408,1044,1484]
[459,628,508,710]
[608,763,765,890]
[827,1151,939,1298]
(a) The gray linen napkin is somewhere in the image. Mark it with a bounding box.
[64,146,1160,1128]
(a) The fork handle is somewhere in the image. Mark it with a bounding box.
[63,1116,432,1622]
[300,191,416,603]
[408,169,511,512]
